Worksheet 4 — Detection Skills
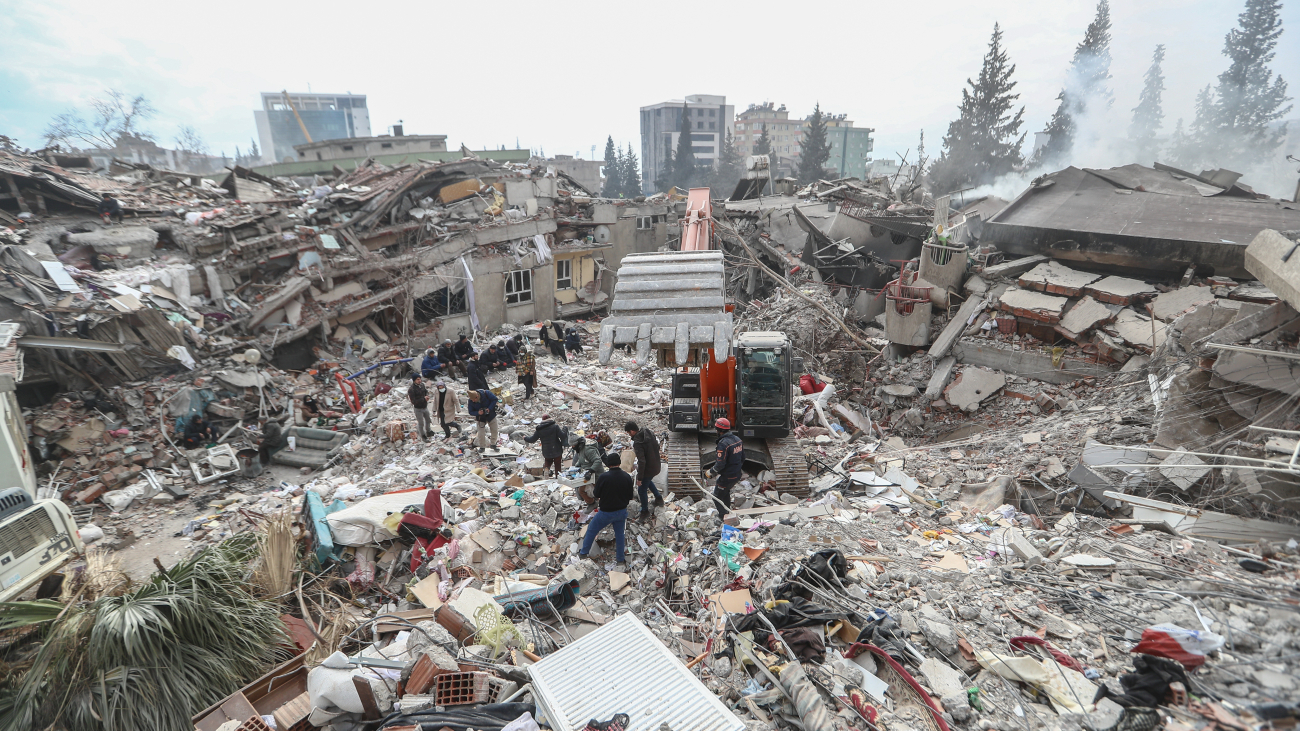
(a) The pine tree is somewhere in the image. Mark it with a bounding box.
[709,129,743,194]
[754,124,772,156]
[620,144,643,198]
[1188,0,1292,168]
[601,135,621,197]
[653,147,673,193]
[1166,118,1193,168]
[1129,45,1166,162]
[672,103,697,190]
[1037,0,1113,165]
[928,23,1027,195]
[797,104,831,185]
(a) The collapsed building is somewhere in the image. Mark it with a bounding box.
[1,151,1299,731]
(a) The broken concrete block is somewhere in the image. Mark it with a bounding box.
[924,356,958,400]
[1007,529,1043,562]
[1159,447,1210,491]
[1151,286,1216,322]
[1110,309,1166,352]
[920,619,959,658]
[998,288,1068,323]
[1059,295,1115,335]
[944,367,1005,412]
[1084,275,1158,305]
[980,254,1047,280]
[67,226,159,258]
[608,571,630,592]
[919,657,967,698]
[882,384,919,398]
[1244,229,1300,312]
[1017,261,1101,297]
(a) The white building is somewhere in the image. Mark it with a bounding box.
[253,92,371,165]
[639,94,734,192]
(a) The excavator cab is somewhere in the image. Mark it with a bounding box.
[734,332,795,438]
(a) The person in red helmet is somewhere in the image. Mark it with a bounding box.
[708,418,745,518]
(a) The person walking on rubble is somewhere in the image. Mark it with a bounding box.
[437,339,466,380]
[466,388,500,449]
[564,327,583,358]
[515,344,537,399]
[578,452,633,566]
[708,417,745,518]
[408,374,433,441]
[625,421,664,520]
[433,380,462,440]
[465,353,489,391]
[525,414,568,476]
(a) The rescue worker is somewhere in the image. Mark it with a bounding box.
[524,414,567,476]
[578,452,632,567]
[465,388,500,449]
[708,417,745,518]
[515,344,536,399]
[408,374,432,440]
[625,421,663,520]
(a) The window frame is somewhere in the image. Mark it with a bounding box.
[555,258,573,290]
[505,269,533,304]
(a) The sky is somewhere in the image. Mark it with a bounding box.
[2,0,1298,192]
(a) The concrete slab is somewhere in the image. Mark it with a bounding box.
[979,254,1047,281]
[1213,348,1300,398]
[944,367,1006,412]
[1110,308,1167,352]
[951,340,1116,384]
[924,356,958,400]
[919,657,967,697]
[929,296,986,360]
[1244,229,1300,312]
[1017,261,1101,297]
[1059,295,1114,335]
[1151,286,1216,321]
[1081,439,1149,474]
[998,288,1068,323]
[1159,447,1210,491]
[1084,275,1158,305]
[67,226,159,258]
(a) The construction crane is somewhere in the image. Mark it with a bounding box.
[281,90,313,144]
[597,188,809,499]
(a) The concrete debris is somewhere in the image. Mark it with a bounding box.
[5,155,1300,731]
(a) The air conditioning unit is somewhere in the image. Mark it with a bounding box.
[0,490,83,602]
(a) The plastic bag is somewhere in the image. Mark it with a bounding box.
[1131,624,1225,669]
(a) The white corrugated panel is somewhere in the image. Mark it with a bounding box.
[528,612,745,731]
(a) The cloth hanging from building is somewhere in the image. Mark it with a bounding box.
[461,256,479,332]
[533,234,551,264]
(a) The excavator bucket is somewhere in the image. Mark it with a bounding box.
[597,250,733,367]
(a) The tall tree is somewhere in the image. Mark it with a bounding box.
[656,147,676,193]
[601,135,621,197]
[928,23,1027,195]
[1128,44,1166,162]
[1187,0,1292,168]
[710,129,743,193]
[797,104,831,185]
[620,144,643,198]
[672,103,697,189]
[754,124,772,156]
[1166,118,1193,168]
[43,89,156,150]
[1036,1,1113,165]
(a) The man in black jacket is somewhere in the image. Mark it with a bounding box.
[625,421,663,520]
[524,414,567,476]
[579,452,633,565]
[465,354,489,391]
[708,417,745,518]
[453,335,476,361]
[408,374,432,440]
[437,339,466,380]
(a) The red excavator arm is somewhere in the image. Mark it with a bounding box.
[680,187,714,251]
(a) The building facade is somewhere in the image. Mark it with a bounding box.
[639,94,734,192]
[254,92,371,165]
[823,115,874,180]
[294,134,447,163]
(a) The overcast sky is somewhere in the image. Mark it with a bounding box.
[2,0,1297,180]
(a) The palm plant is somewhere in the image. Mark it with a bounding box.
[0,534,291,731]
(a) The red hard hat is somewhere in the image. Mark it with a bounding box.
[715,418,731,430]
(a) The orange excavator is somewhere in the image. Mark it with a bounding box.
[598,188,808,497]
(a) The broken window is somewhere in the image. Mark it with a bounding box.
[381,142,392,149]
[413,287,467,319]
[505,269,532,304]
[556,259,572,289]
[342,145,353,151]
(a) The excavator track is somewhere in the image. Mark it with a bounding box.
[764,437,811,497]
[665,430,706,499]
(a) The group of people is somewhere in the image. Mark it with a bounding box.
[538,320,584,362]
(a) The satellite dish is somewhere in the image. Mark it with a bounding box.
[592,225,611,244]
[244,348,262,364]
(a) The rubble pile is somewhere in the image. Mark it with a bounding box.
[2,152,1299,731]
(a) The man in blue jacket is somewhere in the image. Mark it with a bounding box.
[708,418,745,518]
[420,348,444,380]
[465,388,499,449]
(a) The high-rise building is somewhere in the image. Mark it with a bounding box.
[639,94,734,192]
[253,92,371,165]
[822,114,874,180]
